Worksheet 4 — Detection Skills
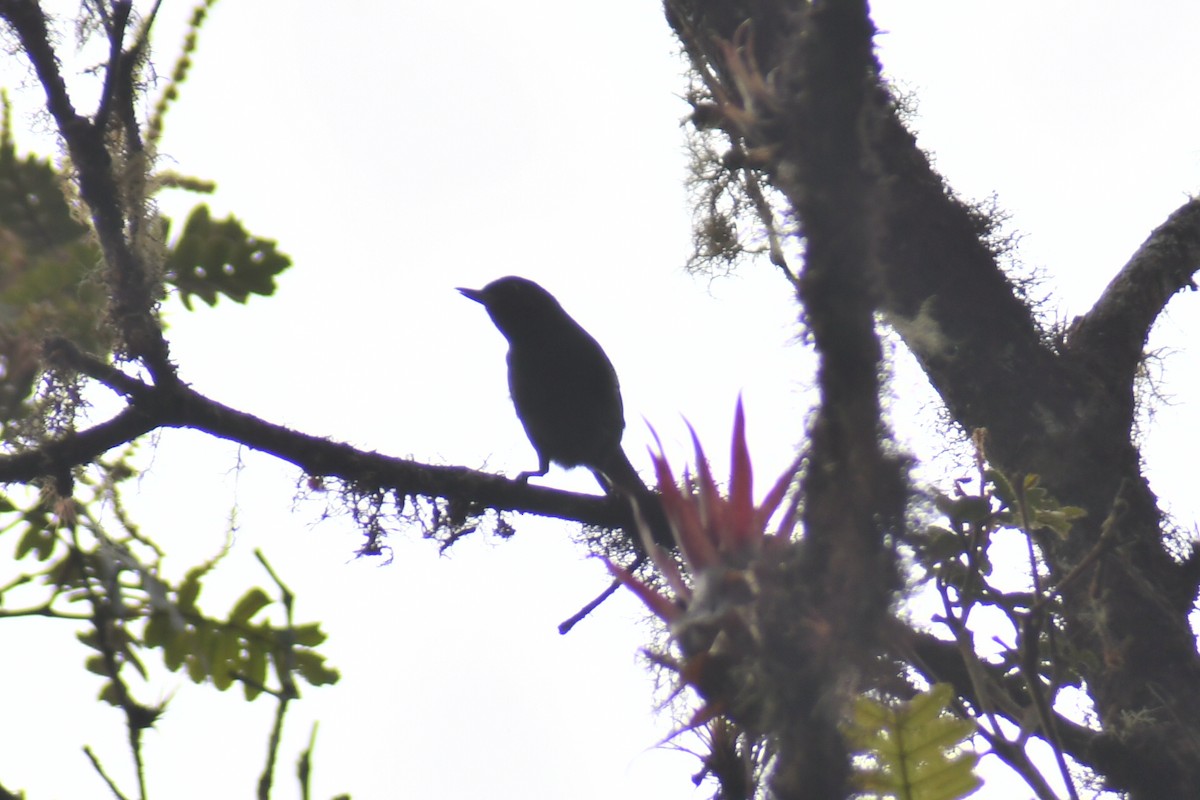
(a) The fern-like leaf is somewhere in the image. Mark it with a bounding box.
[845,684,982,800]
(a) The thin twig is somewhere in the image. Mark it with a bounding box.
[255,549,298,800]
[84,745,132,800]
[559,571,630,635]
[94,0,131,131]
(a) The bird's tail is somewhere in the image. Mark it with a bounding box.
[594,447,649,497]
[593,449,673,549]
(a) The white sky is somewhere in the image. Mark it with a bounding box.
[2,2,1199,798]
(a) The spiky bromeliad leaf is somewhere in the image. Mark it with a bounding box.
[845,684,982,800]
[165,204,291,309]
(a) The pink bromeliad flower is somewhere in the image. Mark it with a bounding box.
[606,399,802,727]
[608,398,799,613]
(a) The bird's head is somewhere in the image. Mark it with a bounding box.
[458,276,569,341]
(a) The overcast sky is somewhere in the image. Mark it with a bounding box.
[2,2,1200,798]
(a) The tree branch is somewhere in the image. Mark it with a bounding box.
[670,4,911,796]
[906,630,1098,764]
[163,382,632,526]
[0,360,638,535]
[0,406,157,485]
[870,107,1075,461]
[1065,197,1200,391]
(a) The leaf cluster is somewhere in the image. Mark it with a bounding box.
[0,92,290,437]
[1,460,339,709]
[164,204,291,310]
[0,4,315,793]
[845,684,982,800]
[906,437,1093,797]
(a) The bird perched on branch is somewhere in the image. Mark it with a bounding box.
[458,276,649,498]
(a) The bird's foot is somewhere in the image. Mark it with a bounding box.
[515,469,546,484]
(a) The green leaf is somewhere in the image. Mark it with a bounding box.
[0,138,88,249]
[1017,476,1086,539]
[162,621,192,673]
[291,622,328,648]
[210,629,240,691]
[178,568,204,612]
[242,641,268,701]
[144,611,172,649]
[186,624,214,683]
[904,684,956,729]
[914,525,965,567]
[984,468,1016,508]
[291,649,340,687]
[126,650,148,682]
[98,681,122,707]
[165,204,291,309]
[846,684,982,800]
[14,525,55,561]
[955,496,991,525]
[229,587,271,624]
[1031,504,1087,539]
[176,547,228,614]
[14,526,39,560]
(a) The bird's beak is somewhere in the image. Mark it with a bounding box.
[457,287,485,304]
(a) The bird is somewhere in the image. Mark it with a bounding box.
[458,276,649,498]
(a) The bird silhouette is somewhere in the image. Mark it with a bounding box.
[458,276,649,498]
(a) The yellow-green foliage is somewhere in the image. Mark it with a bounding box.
[845,684,982,800]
